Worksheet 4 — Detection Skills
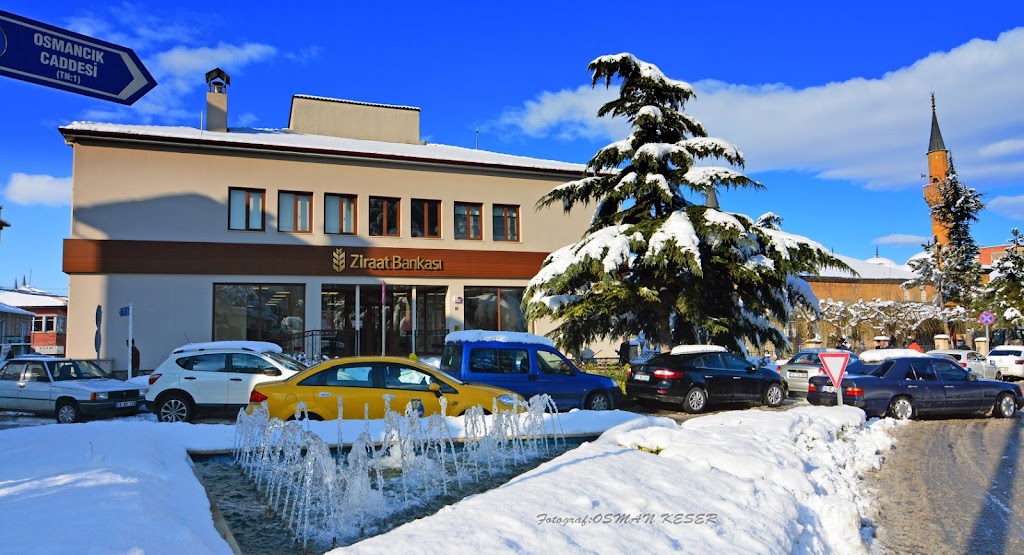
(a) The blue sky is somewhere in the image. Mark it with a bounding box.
[2,1,1023,295]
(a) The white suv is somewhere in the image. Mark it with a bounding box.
[987,346,1024,381]
[146,341,307,422]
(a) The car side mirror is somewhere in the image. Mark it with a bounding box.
[747,365,757,373]
[262,368,282,377]
[968,373,978,382]
[429,382,442,397]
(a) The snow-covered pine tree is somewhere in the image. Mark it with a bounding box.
[977,228,1024,326]
[524,53,847,354]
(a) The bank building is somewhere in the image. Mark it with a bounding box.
[60,69,592,370]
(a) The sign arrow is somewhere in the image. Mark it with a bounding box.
[0,10,156,105]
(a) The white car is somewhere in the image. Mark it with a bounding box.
[145,341,307,422]
[0,356,145,423]
[927,349,999,380]
[987,346,1024,381]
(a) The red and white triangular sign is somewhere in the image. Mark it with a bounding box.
[819,352,851,388]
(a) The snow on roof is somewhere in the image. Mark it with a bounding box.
[444,330,556,348]
[0,301,34,316]
[669,344,727,355]
[0,288,68,308]
[812,253,918,280]
[858,348,932,362]
[171,341,283,354]
[60,122,587,175]
[865,256,898,268]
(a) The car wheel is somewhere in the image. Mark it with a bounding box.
[682,387,707,414]
[887,396,915,420]
[56,400,81,424]
[157,394,194,423]
[585,392,611,411]
[764,383,785,408]
[993,392,1017,418]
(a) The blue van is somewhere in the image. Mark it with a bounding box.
[438,331,622,411]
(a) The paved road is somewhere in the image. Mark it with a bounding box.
[866,414,1024,554]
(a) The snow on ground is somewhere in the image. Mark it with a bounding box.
[0,406,898,554]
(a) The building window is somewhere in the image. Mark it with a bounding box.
[455,202,482,240]
[325,194,356,235]
[464,287,526,331]
[920,286,927,303]
[229,188,265,231]
[278,191,312,233]
[411,199,441,238]
[369,196,400,237]
[213,284,305,350]
[493,204,519,241]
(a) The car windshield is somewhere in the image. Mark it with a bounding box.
[48,360,110,380]
[265,352,309,373]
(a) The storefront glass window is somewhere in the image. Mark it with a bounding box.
[213,284,305,350]
[464,287,525,332]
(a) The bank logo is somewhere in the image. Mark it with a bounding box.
[332,248,346,272]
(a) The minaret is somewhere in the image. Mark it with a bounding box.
[923,93,950,247]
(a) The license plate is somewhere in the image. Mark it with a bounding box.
[821,385,836,393]
[115,400,137,408]
[634,374,650,382]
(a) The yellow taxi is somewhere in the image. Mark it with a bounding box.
[248,356,524,421]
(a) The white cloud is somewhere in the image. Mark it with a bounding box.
[979,138,1024,158]
[989,195,1024,219]
[2,174,72,206]
[60,6,278,127]
[872,234,931,247]
[495,28,1024,191]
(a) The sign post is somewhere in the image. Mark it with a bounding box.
[0,10,156,104]
[120,304,133,378]
[980,311,996,347]
[819,352,851,407]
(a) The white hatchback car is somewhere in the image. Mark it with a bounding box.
[146,341,307,422]
[927,349,999,380]
[987,346,1024,381]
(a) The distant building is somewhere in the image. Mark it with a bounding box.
[1,300,34,358]
[0,286,69,355]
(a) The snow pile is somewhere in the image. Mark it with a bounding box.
[344,406,895,554]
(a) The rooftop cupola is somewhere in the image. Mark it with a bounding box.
[205,68,230,132]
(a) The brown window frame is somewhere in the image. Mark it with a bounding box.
[369,196,401,237]
[454,201,483,241]
[228,187,266,231]
[411,198,442,238]
[493,204,520,242]
[278,190,313,234]
[324,193,357,235]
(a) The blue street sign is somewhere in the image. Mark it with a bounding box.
[0,10,155,105]
[119,306,130,317]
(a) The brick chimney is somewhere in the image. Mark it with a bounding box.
[205,68,230,132]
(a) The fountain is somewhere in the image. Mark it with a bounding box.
[232,393,565,550]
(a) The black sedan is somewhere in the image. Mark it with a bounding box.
[807,355,1024,419]
[626,345,787,413]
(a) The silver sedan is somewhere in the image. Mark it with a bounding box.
[926,349,999,380]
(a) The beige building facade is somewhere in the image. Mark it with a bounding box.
[60,86,593,371]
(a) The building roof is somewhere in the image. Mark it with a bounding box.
[59,122,588,176]
[812,253,918,281]
[0,287,68,308]
[292,94,419,112]
[928,94,946,153]
[0,301,34,316]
